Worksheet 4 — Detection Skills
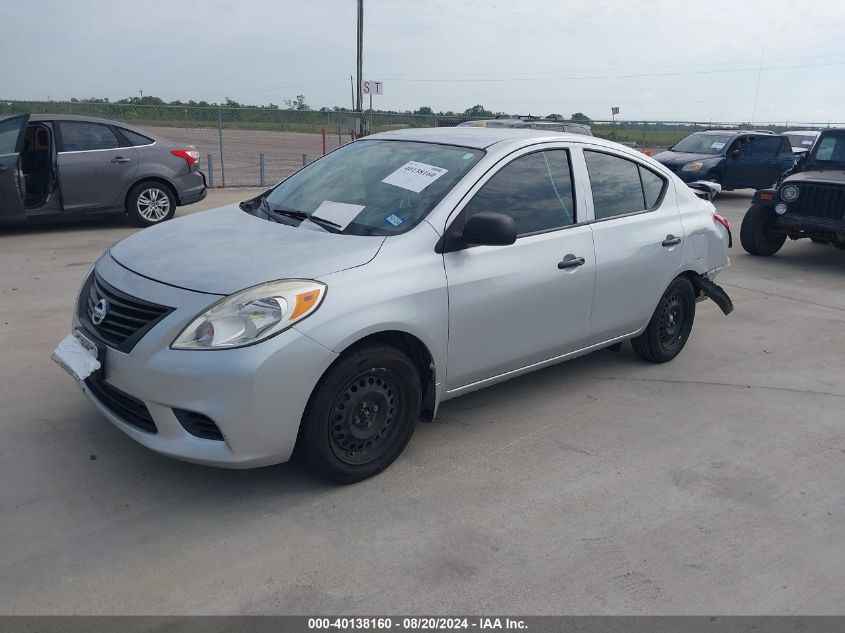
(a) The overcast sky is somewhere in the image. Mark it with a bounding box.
[2,0,844,123]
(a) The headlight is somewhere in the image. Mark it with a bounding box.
[172,279,326,350]
[780,184,799,202]
[681,162,704,172]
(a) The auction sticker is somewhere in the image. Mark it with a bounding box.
[710,142,726,149]
[382,161,448,193]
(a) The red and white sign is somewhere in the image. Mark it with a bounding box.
[362,80,383,95]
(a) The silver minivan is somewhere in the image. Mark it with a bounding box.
[0,114,206,226]
[53,128,732,482]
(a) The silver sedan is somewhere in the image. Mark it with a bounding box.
[53,128,733,482]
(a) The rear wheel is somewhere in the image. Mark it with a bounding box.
[632,277,696,363]
[833,241,845,251]
[740,204,786,256]
[126,180,176,227]
[296,344,421,483]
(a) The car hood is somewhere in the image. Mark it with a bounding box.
[653,151,720,166]
[109,204,386,295]
[785,169,845,185]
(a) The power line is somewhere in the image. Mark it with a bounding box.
[380,60,845,83]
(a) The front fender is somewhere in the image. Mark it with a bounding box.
[752,188,777,207]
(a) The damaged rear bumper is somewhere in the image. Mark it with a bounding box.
[691,274,734,315]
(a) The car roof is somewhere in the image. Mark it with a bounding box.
[783,130,820,135]
[461,118,589,128]
[368,126,629,152]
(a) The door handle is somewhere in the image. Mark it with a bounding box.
[558,254,585,270]
[111,157,131,164]
[662,235,682,247]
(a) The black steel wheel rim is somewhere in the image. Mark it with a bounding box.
[658,292,685,351]
[328,368,403,465]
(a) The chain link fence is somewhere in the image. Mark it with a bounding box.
[2,100,841,187]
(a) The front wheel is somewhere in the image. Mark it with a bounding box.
[740,204,786,256]
[296,344,421,483]
[632,277,696,363]
[126,181,176,227]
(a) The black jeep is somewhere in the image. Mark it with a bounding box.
[740,128,845,256]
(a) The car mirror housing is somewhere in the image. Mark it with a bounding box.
[462,212,517,247]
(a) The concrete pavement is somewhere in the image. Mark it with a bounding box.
[1,188,843,614]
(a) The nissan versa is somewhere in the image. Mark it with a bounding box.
[53,128,733,483]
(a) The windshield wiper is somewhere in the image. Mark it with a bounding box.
[267,204,342,233]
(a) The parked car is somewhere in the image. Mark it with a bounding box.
[653,129,795,191]
[457,117,593,136]
[53,127,732,482]
[782,130,820,156]
[0,114,206,227]
[740,127,845,255]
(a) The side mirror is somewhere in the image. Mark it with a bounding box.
[729,149,741,158]
[462,212,517,246]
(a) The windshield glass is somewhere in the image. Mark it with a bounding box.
[261,140,483,235]
[786,133,818,149]
[809,132,845,165]
[671,133,733,155]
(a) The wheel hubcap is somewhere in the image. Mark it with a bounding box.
[658,293,685,350]
[329,369,400,465]
[137,188,171,221]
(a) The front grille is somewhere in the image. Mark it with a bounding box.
[78,272,172,352]
[792,184,845,220]
[85,373,157,434]
[174,409,225,441]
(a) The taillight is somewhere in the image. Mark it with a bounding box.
[171,149,199,165]
[714,213,731,233]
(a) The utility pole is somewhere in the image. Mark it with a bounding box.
[356,0,363,114]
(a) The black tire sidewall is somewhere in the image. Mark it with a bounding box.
[127,181,176,227]
[641,277,696,363]
[297,345,421,483]
[740,204,786,256]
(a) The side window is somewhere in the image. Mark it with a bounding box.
[584,150,649,220]
[119,128,154,146]
[0,117,26,155]
[463,150,576,236]
[59,122,120,152]
[749,136,782,156]
[779,137,793,154]
[640,167,666,208]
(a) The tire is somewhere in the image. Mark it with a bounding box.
[740,204,786,256]
[811,238,829,244]
[126,180,176,227]
[296,343,421,483]
[632,277,696,364]
[833,242,845,251]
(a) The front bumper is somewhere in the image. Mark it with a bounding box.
[71,255,338,468]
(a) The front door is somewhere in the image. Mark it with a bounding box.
[56,120,138,211]
[583,149,684,341]
[0,114,29,223]
[443,148,596,390]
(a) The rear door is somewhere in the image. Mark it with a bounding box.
[747,135,792,188]
[584,148,684,342]
[56,120,138,211]
[0,114,29,222]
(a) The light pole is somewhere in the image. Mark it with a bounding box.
[356,0,363,115]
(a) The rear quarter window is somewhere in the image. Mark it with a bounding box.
[119,128,154,146]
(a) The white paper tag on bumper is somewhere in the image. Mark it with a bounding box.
[381,161,448,193]
[309,200,366,231]
[52,334,101,382]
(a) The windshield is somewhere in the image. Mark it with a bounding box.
[671,133,733,155]
[260,140,483,235]
[786,133,818,149]
[809,132,845,165]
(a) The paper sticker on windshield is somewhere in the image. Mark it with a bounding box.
[309,200,365,230]
[802,140,814,145]
[462,153,474,160]
[382,161,448,193]
[385,213,404,227]
[710,142,726,149]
